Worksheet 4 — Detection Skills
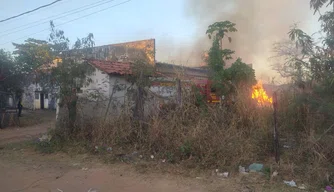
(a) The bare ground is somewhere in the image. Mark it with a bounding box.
[0,111,300,192]
[0,110,55,145]
[0,145,300,192]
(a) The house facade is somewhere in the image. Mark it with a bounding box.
[61,59,209,119]
[21,59,59,110]
[22,83,57,110]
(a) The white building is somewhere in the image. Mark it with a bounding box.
[21,59,59,110]
[22,83,57,110]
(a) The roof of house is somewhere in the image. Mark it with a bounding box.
[86,59,209,79]
[87,59,132,75]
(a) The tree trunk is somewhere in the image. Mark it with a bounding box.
[67,92,77,134]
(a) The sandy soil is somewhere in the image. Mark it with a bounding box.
[0,148,238,192]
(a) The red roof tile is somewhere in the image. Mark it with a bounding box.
[87,60,132,75]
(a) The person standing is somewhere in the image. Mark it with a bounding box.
[17,99,23,117]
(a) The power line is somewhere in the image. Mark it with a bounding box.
[0,0,132,46]
[0,0,117,37]
[0,0,63,23]
[0,0,72,26]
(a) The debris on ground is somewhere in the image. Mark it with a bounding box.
[57,189,63,192]
[283,180,297,187]
[271,171,278,178]
[214,169,229,178]
[241,186,254,192]
[325,186,333,192]
[39,134,51,142]
[162,159,166,163]
[248,163,263,172]
[150,155,154,159]
[82,167,89,171]
[298,184,306,190]
[107,147,112,151]
[222,172,229,178]
[239,166,247,174]
[88,188,99,192]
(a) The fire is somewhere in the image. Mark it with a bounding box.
[251,81,273,105]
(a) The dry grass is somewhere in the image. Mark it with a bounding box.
[69,91,274,170]
[50,86,334,189]
[273,89,334,188]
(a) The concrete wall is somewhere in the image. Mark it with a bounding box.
[22,83,56,110]
[78,67,111,118]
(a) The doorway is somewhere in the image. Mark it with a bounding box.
[40,93,44,109]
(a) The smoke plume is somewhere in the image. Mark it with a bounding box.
[167,0,314,81]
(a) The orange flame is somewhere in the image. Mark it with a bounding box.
[251,81,273,106]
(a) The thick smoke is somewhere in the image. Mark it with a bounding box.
[164,0,314,81]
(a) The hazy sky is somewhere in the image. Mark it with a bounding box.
[0,0,321,80]
[0,0,196,55]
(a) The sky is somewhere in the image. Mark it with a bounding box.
[0,0,322,81]
[0,0,196,56]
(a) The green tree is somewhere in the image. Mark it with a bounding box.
[205,21,237,95]
[273,0,334,135]
[0,49,23,96]
[12,21,96,133]
[46,22,95,132]
[13,38,52,74]
[225,58,256,88]
[206,21,237,49]
[206,21,256,98]
[310,0,334,14]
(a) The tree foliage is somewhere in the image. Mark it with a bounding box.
[206,21,237,43]
[206,20,255,96]
[310,0,334,14]
[225,58,256,88]
[0,49,24,95]
[13,38,52,74]
[273,0,334,133]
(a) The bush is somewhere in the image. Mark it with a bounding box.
[52,83,334,187]
[60,91,273,169]
[276,86,334,187]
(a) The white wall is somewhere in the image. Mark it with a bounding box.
[80,67,110,99]
[78,67,111,117]
[44,94,49,109]
[109,76,132,106]
[22,84,36,110]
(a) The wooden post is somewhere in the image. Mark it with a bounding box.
[273,92,280,164]
[176,79,182,106]
[134,71,144,122]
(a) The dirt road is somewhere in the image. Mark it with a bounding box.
[0,110,55,145]
[0,148,238,192]
[0,146,297,192]
[0,122,52,145]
